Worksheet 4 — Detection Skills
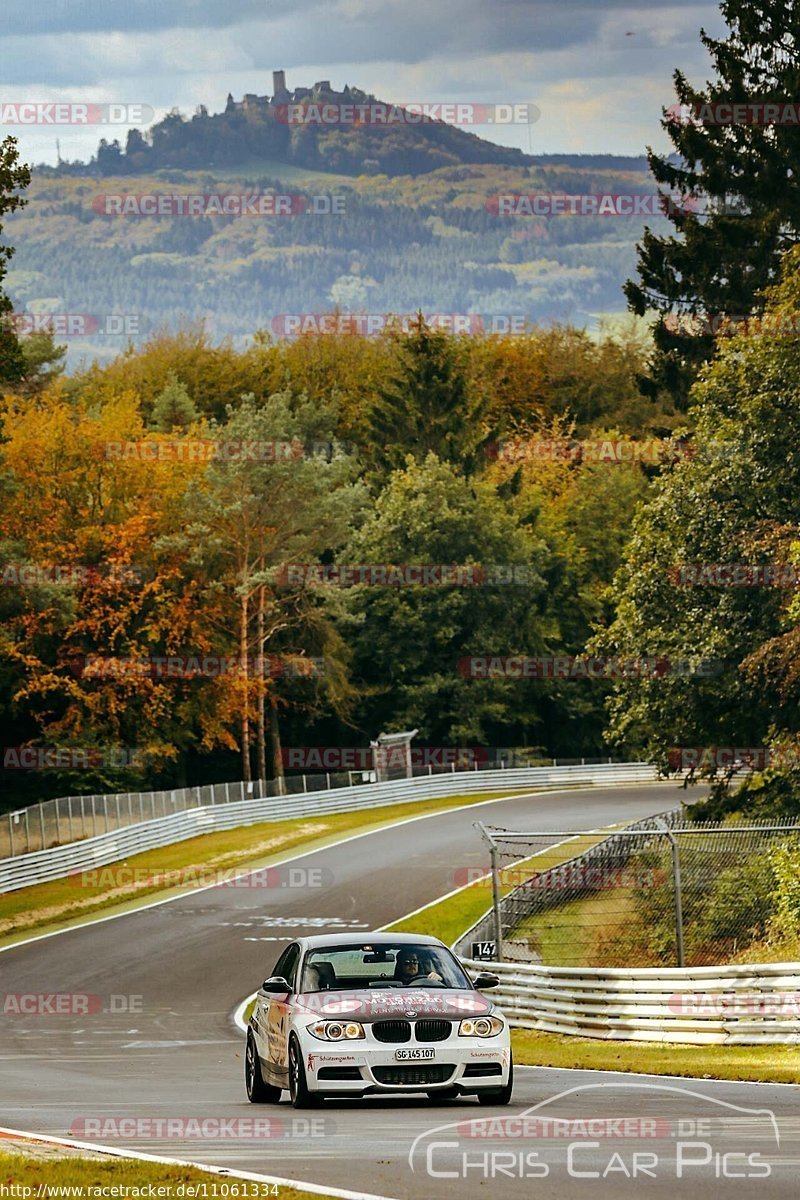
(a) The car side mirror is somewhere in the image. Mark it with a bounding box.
[473,972,499,989]
[261,976,291,995]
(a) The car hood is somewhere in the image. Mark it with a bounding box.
[294,987,493,1021]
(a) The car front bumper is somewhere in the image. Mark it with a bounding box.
[300,1037,512,1095]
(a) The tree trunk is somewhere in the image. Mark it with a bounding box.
[270,695,285,796]
[240,589,251,783]
[256,584,267,787]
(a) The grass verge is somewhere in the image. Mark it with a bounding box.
[510,1028,800,1084]
[0,788,531,947]
[0,1146,331,1199]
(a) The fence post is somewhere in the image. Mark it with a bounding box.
[8,812,14,858]
[476,821,504,963]
[39,803,47,851]
[303,775,308,793]
[656,819,685,967]
[489,840,504,963]
[55,797,62,845]
[24,806,30,853]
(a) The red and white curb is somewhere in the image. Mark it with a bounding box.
[0,1125,396,1200]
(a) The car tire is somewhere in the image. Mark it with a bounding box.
[288,1035,322,1108]
[477,1058,514,1106]
[245,1031,281,1103]
[427,1087,459,1102]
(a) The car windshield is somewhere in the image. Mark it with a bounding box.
[299,943,472,992]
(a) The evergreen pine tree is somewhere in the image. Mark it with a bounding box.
[626,0,800,405]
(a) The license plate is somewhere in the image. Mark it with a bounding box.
[395,1047,435,1061]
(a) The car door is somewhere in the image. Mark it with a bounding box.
[265,941,300,1082]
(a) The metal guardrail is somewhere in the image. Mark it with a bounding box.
[0,762,658,892]
[461,957,800,1045]
[0,756,629,857]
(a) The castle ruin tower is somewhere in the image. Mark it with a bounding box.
[272,70,289,101]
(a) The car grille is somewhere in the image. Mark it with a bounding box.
[415,1019,453,1042]
[372,1020,411,1043]
[373,1064,454,1086]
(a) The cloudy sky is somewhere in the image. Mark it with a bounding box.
[3,0,726,165]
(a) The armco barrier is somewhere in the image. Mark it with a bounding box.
[0,762,658,892]
[460,957,800,1045]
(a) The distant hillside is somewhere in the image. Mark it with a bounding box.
[49,71,536,179]
[8,157,669,366]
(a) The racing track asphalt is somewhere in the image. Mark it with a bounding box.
[2,783,799,1198]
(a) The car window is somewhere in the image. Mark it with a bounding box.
[299,943,471,991]
[271,942,300,990]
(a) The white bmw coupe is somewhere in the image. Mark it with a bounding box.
[245,932,513,1107]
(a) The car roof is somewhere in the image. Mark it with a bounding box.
[295,932,445,951]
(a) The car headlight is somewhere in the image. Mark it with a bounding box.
[307,1020,365,1041]
[458,1015,504,1037]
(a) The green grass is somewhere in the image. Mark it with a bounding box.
[511,884,640,965]
[0,1148,328,1199]
[511,1028,800,1083]
[0,788,531,947]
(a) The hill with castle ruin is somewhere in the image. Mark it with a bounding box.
[74,70,532,177]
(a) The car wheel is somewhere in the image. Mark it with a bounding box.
[245,1031,281,1103]
[477,1058,514,1106]
[288,1035,321,1108]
